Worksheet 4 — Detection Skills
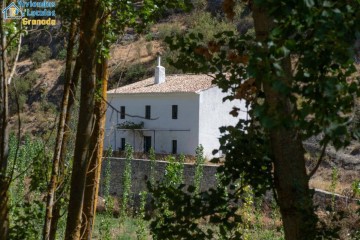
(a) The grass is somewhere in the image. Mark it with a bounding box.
[91,196,286,240]
[93,214,148,240]
[92,213,285,240]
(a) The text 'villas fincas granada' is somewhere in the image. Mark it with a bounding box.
[2,0,56,26]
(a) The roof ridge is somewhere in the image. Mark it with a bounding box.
[108,74,215,94]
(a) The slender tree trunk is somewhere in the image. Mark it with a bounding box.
[49,57,81,240]
[81,57,108,240]
[43,19,78,240]
[0,179,8,240]
[252,4,317,240]
[0,0,9,236]
[64,0,101,238]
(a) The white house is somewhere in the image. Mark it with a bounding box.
[2,2,23,19]
[104,57,248,159]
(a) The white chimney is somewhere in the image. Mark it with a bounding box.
[154,54,165,84]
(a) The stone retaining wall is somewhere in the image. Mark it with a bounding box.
[100,157,218,197]
[100,158,359,209]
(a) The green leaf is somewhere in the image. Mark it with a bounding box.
[304,0,314,8]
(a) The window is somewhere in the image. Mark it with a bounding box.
[172,140,177,154]
[172,105,178,119]
[144,136,152,153]
[145,105,151,119]
[120,106,125,119]
[121,138,126,150]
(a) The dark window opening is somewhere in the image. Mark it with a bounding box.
[172,105,178,119]
[172,140,177,154]
[120,106,125,119]
[144,136,152,153]
[145,105,151,119]
[121,138,126,150]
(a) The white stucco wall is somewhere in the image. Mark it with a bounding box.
[198,87,248,159]
[104,93,200,155]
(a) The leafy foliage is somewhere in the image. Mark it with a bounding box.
[149,147,156,186]
[163,155,184,188]
[135,191,148,240]
[120,144,133,220]
[255,0,360,148]
[117,121,144,130]
[194,145,205,194]
[99,149,114,240]
[9,200,45,240]
[148,0,360,238]
[7,135,49,239]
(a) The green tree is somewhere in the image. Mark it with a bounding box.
[43,1,80,239]
[150,1,360,239]
[62,0,192,239]
[0,5,23,240]
[64,0,102,239]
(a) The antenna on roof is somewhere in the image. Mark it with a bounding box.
[157,52,161,66]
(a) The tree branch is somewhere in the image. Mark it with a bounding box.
[7,32,22,85]
[99,93,160,120]
[308,141,328,179]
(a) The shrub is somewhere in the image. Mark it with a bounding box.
[163,154,184,188]
[9,71,40,114]
[120,144,133,221]
[24,70,40,83]
[160,50,183,74]
[109,65,125,86]
[192,0,207,11]
[144,33,154,41]
[186,12,237,43]
[8,135,48,240]
[31,46,52,68]
[56,48,67,60]
[40,99,57,113]
[194,145,205,194]
[19,44,29,59]
[157,22,184,40]
[124,63,147,83]
[146,42,153,56]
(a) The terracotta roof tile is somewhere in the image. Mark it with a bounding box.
[107,74,215,94]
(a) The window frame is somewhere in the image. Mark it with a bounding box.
[172,140,177,154]
[144,136,152,153]
[145,105,151,119]
[172,105,178,119]
[120,106,125,119]
[121,138,126,150]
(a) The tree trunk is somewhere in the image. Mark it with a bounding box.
[0,0,9,236]
[81,57,108,240]
[64,0,101,238]
[49,56,81,240]
[252,4,317,240]
[43,19,78,240]
[0,179,8,240]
